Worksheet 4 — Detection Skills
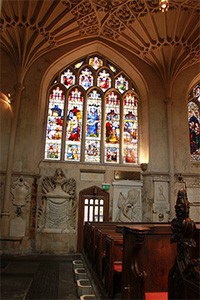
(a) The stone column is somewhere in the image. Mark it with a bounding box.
[1,83,24,236]
[164,97,175,220]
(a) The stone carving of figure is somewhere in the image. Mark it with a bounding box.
[116,189,140,222]
[42,168,69,198]
[158,185,166,202]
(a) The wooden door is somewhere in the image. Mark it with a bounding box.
[77,185,109,252]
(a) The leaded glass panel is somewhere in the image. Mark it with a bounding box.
[85,90,102,162]
[89,56,103,69]
[45,86,64,160]
[105,91,120,163]
[97,69,112,92]
[61,69,75,88]
[115,74,128,93]
[123,92,138,164]
[79,68,93,90]
[188,101,200,161]
[65,88,83,161]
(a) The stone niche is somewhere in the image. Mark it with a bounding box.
[186,177,200,222]
[36,168,77,254]
[112,180,143,222]
[152,177,170,222]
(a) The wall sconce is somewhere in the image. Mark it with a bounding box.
[159,0,169,12]
[141,163,148,172]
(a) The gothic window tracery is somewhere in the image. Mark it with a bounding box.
[44,54,140,165]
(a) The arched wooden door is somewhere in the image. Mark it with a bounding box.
[77,186,109,252]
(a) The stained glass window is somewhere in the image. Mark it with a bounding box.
[44,55,140,164]
[188,82,200,161]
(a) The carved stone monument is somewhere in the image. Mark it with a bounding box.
[112,180,143,222]
[10,177,31,236]
[37,168,77,233]
[153,179,170,222]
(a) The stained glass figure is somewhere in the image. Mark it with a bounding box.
[89,56,103,69]
[65,88,83,161]
[97,70,111,92]
[85,90,101,162]
[123,92,138,164]
[124,146,137,163]
[115,75,128,93]
[66,144,79,160]
[61,69,75,88]
[105,91,120,163]
[188,101,200,161]
[45,143,60,159]
[85,140,100,163]
[79,68,93,90]
[45,87,64,160]
[105,147,118,163]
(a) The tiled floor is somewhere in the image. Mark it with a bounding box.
[0,254,82,300]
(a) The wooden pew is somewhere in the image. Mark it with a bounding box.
[117,224,176,300]
[87,223,118,266]
[83,221,135,264]
[95,228,118,279]
[104,232,123,299]
[116,189,200,300]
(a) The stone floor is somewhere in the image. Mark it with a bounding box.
[0,254,105,300]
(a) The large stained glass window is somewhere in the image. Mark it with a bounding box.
[188,83,200,161]
[44,55,140,164]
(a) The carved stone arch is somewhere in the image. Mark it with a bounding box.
[77,185,109,252]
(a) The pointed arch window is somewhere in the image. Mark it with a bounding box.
[188,82,200,161]
[44,55,140,165]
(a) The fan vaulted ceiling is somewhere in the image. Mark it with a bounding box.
[0,0,200,82]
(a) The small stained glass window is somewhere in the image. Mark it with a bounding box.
[89,56,103,69]
[115,74,128,93]
[108,64,117,73]
[74,61,84,69]
[61,69,75,88]
[97,69,112,92]
[188,84,200,162]
[79,68,93,90]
